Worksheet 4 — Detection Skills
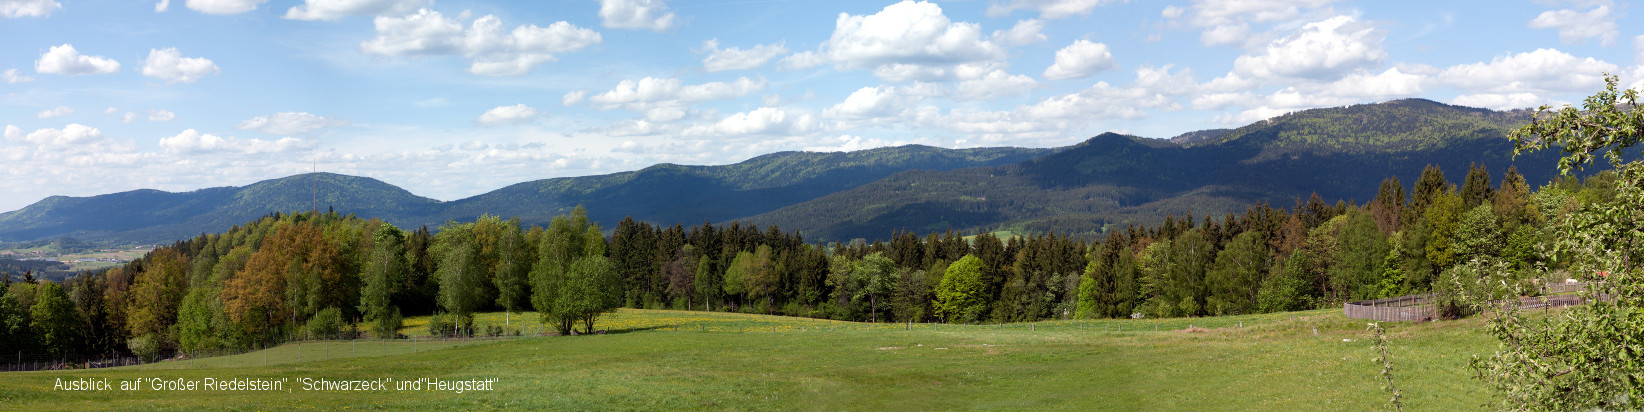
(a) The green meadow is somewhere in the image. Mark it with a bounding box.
[0,308,1494,410]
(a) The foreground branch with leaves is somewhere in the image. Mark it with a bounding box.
[1470,74,1644,410]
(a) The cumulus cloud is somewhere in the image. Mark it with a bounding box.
[36,106,72,119]
[34,44,121,76]
[1,68,32,83]
[148,109,177,122]
[159,129,313,154]
[360,9,603,76]
[700,39,788,73]
[562,90,587,106]
[985,0,1124,19]
[684,107,816,137]
[1043,40,1115,80]
[4,124,102,145]
[800,1,1007,82]
[956,70,1038,100]
[824,86,923,119]
[598,0,676,32]
[285,0,430,21]
[235,112,349,134]
[184,0,270,14]
[155,0,169,12]
[141,48,220,84]
[586,76,765,112]
[1528,1,1618,46]
[1452,93,1545,111]
[1164,0,1338,48]
[992,19,1047,46]
[2,0,58,18]
[1231,15,1384,81]
[476,104,540,126]
[1438,48,1616,96]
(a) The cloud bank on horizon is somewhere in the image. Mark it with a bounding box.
[0,0,1640,212]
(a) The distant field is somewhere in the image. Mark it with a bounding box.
[1,246,151,273]
[0,309,1494,410]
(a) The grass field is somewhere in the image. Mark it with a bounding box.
[0,308,1497,410]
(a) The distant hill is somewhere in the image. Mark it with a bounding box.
[0,173,442,244]
[433,145,1053,230]
[744,100,1562,241]
[0,146,1051,244]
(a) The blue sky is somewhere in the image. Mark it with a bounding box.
[1,0,1640,212]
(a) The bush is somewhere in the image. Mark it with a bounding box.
[128,334,161,363]
[427,313,455,337]
[307,307,344,339]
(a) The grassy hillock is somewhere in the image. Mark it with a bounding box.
[0,309,1494,410]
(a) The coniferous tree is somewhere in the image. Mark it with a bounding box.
[1460,163,1494,208]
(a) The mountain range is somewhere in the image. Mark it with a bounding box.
[0,99,1571,245]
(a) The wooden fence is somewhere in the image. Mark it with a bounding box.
[1345,282,1595,322]
[1343,293,1438,322]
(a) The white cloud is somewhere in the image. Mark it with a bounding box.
[1165,0,1338,48]
[34,44,121,76]
[1231,15,1384,81]
[562,90,587,106]
[159,129,313,154]
[141,48,220,84]
[1043,39,1115,80]
[235,112,349,134]
[184,0,270,15]
[1438,48,1616,95]
[4,124,102,145]
[955,70,1038,100]
[700,39,788,73]
[992,19,1047,46]
[587,76,765,111]
[807,1,1006,81]
[476,104,540,126]
[360,9,603,76]
[1,0,59,18]
[122,112,137,123]
[804,135,898,152]
[598,0,676,32]
[285,0,430,21]
[1451,93,1546,111]
[104,107,119,114]
[824,86,920,119]
[685,107,816,137]
[148,109,177,122]
[36,106,72,119]
[1,68,31,83]
[155,0,169,12]
[776,51,824,71]
[1528,1,1618,46]
[985,0,1124,19]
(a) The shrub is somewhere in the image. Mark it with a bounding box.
[128,334,161,363]
[307,307,344,339]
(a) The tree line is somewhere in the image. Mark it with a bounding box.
[0,162,1604,362]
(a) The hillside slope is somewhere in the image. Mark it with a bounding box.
[746,100,1561,241]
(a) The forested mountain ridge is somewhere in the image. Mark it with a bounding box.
[433,144,1055,230]
[0,145,1052,245]
[744,100,1564,241]
[0,173,442,244]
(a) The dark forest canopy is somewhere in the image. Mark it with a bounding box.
[0,162,1610,362]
